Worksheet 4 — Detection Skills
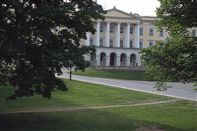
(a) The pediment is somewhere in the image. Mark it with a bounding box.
[104,7,138,19]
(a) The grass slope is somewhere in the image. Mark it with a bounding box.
[0,79,196,131]
[0,79,168,112]
[73,69,145,80]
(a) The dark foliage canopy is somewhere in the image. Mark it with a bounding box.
[0,0,105,99]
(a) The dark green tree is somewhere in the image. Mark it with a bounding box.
[64,46,95,80]
[0,0,105,99]
[141,0,197,88]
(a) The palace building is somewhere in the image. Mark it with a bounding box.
[81,7,196,70]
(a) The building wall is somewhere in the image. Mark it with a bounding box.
[81,7,197,69]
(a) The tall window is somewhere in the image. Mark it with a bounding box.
[100,26,103,32]
[140,27,143,36]
[130,27,133,34]
[120,26,124,33]
[120,40,124,48]
[149,28,153,36]
[139,41,143,49]
[192,30,196,37]
[90,38,94,46]
[110,39,113,47]
[149,40,154,46]
[110,26,113,33]
[100,39,103,47]
[130,40,133,48]
[160,29,164,37]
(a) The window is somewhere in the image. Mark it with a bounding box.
[90,38,94,46]
[90,53,96,61]
[120,40,124,48]
[192,30,196,37]
[130,40,133,48]
[160,29,164,37]
[100,26,103,32]
[100,39,103,47]
[140,27,143,36]
[110,26,113,33]
[110,39,113,47]
[149,28,153,36]
[130,27,133,34]
[120,26,124,33]
[139,41,143,49]
[149,41,154,46]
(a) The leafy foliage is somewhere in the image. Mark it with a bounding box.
[142,0,197,85]
[0,0,105,99]
[155,0,197,34]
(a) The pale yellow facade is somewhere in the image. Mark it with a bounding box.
[82,7,196,68]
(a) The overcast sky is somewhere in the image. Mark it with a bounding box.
[97,0,160,16]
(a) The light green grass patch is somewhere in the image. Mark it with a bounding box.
[73,69,145,81]
[0,79,169,112]
[0,79,196,131]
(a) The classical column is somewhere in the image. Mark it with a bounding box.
[95,21,100,47]
[134,23,140,48]
[104,22,110,47]
[85,32,90,46]
[127,57,130,66]
[125,23,130,48]
[96,53,100,66]
[115,23,120,47]
[136,54,141,66]
[116,55,120,66]
[106,54,110,66]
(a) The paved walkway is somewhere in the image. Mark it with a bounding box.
[59,73,197,101]
[0,99,178,114]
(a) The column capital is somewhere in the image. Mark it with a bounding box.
[117,22,121,25]
[126,23,131,25]
[96,20,101,23]
[106,21,111,24]
[136,22,140,25]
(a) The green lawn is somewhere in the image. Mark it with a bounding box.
[73,69,145,80]
[0,79,196,131]
[0,79,168,112]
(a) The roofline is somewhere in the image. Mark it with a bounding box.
[141,16,157,18]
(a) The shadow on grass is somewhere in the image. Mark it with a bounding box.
[0,108,189,131]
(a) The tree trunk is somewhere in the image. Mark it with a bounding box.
[69,66,72,80]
